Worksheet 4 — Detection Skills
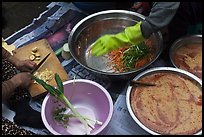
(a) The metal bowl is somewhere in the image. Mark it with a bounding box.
[126,67,202,135]
[169,35,202,79]
[68,10,163,81]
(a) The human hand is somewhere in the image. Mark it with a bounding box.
[131,2,151,16]
[91,21,145,56]
[11,72,33,89]
[131,2,143,12]
[15,59,36,72]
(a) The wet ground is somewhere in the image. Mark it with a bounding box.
[2,2,51,38]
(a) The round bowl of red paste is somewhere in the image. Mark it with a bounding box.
[169,35,202,80]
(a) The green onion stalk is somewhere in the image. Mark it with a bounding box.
[123,42,149,70]
[32,73,90,134]
[53,111,103,129]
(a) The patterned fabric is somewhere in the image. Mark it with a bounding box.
[2,60,33,135]
[2,117,34,135]
[2,60,31,103]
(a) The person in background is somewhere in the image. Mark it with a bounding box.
[72,2,133,15]
[2,7,45,135]
[91,2,202,57]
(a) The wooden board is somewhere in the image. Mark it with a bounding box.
[12,39,69,99]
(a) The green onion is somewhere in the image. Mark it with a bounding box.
[123,42,149,70]
[54,47,63,56]
[55,73,64,94]
[53,107,103,129]
[32,74,90,134]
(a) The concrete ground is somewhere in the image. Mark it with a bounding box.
[2,2,51,38]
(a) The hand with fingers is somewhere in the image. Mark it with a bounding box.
[15,59,37,72]
[91,21,145,57]
[10,72,33,89]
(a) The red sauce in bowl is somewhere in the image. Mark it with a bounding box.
[172,44,202,79]
[130,72,202,135]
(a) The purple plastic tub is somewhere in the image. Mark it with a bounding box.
[41,79,113,135]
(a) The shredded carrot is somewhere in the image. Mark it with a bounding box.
[88,39,155,73]
[135,54,153,68]
[107,46,129,72]
[107,39,155,73]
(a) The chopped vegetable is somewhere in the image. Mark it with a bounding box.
[32,47,38,52]
[107,46,128,72]
[29,47,41,61]
[34,52,41,57]
[35,57,41,61]
[33,68,54,84]
[29,54,35,61]
[55,47,63,56]
[107,40,154,72]
[31,51,36,55]
[123,42,149,70]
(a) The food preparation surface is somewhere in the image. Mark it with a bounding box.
[13,39,69,98]
[4,2,198,135]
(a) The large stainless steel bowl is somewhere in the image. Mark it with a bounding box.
[169,35,202,80]
[68,10,163,81]
[126,67,202,135]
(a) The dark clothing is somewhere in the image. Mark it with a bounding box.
[2,60,45,135]
[2,117,34,135]
[141,2,202,45]
[73,2,134,14]
[2,60,31,105]
[168,2,202,45]
[2,60,34,135]
[141,2,180,39]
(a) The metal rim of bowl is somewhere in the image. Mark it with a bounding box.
[41,79,114,135]
[68,10,163,77]
[169,34,202,69]
[126,67,202,135]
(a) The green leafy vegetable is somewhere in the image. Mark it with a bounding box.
[53,107,103,129]
[53,107,69,125]
[123,42,149,70]
[55,73,64,94]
